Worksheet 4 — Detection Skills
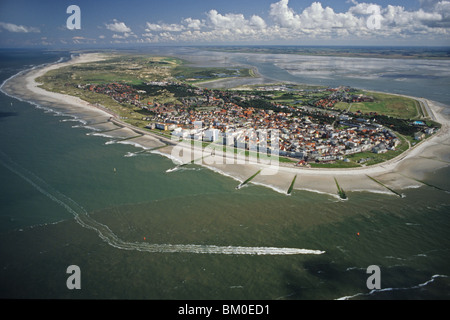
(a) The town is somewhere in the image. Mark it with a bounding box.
[77,81,437,165]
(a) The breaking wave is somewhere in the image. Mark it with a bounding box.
[150,149,184,165]
[337,274,449,300]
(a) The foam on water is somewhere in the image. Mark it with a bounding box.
[0,150,324,256]
[199,164,245,185]
[115,140,152,150]
[87,132,117,139]
[337,274,449,300]
[166,166,181,173]
[150,150,184,165]
[124,151,144,158]
[250,180,290,195]
[351,189,398,196]
[296,187,343,200]
[61,118,88,125]
[165,166,202,173]
[75,125,102,131]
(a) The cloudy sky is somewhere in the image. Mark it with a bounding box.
[0,0,449,47]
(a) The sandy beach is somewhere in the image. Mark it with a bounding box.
[3,53,450,197]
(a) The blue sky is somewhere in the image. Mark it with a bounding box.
[0,0,449,47]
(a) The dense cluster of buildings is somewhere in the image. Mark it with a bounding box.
[79,82,144,107]
[79,81,411,163]
[143,97,401,163]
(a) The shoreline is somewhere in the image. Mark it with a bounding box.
[3,52,450,197]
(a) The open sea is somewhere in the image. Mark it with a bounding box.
[0,47,449,300]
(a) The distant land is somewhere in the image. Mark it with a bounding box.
[200,46,450,60]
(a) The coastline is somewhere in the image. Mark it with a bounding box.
[3,53,450,197]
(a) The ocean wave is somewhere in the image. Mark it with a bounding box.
[88,132,116,139]
[0,56,109,136]
[296,187,342,200]
[351,188,399,196]
[384,256,407,261]
[15,219,68,232]
[123,149,151,158]
[198,164,244,185]
[51,110,71,117]
[402,184,422,190]
[115,140,152,150]
[0,56,67,95]
[166,166,180,173]
[337,274,449,300]
[345,266,366,272]
[61,118,88,125]
[250,181,289,195]
[166,165,203,173]
[0,72,54,117]
[74,125,101,131]
[124,151,138,158]
[150,150,184,165]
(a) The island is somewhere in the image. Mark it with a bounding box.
[6,52,449,199]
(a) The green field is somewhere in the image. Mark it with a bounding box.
[172,65,254,83]
[310,161,361,168]
[334,91,421,119]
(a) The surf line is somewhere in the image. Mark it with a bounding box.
[0,151,324,256]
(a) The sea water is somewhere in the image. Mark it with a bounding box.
[0,48,449,299]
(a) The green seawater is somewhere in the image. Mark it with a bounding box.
[0,51,449,300]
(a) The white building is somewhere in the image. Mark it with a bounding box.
[155,123,176,131]
[172,127,191,139]
[193,120,203,129]
[204,129,220,142]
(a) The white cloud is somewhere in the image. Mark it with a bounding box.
[71,36,97,45]
[269,0,302,29]
[141,32,160,43]
[104,19,137,42]
[0,22,40,33]
[134,0,450,44]
[140,9,269,43]
[250,15,267,29]
[203,9,268,41]
[145,22,185,32]
[348,2,381,15]
[268,0,449,39]
[183,18,205,30]
[112,34,126,39]
[206,10,266,31]
[105,20,132,33]
[207,10,246,29]
[422,0,450,27]
[270,1,368,32]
